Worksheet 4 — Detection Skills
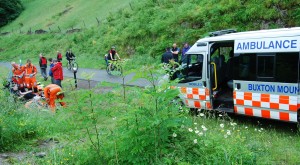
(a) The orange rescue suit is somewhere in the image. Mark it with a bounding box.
[44,84,66,112]
[23,64,37,89]
[12,64,24,88]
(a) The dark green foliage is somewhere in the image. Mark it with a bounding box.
[98,0,300,58]
[0,0,23,27]
[1,0,300,69]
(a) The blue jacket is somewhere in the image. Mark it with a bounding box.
[49,63,54,77]
[181,46,191,63]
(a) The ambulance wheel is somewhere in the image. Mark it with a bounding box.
[297,109,300,124]
[190,108,198,116]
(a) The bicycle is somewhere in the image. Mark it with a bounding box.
[106,59,123,76]
[67,57,79,72]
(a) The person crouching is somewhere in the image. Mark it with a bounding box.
[44,84,66,113]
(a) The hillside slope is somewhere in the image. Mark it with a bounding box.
[1,0,132,31]
[0,0,300,69]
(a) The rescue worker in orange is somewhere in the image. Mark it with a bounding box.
[23,59,38,92]
[43,84,66,113]
[11,62,25,92]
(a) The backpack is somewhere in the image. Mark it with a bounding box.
[57,53,62,59]
[41,57,47,65]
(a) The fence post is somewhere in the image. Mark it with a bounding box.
[83,20,86,28]
[96,17,100,26]
[129,2,133,10]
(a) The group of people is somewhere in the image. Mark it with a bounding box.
[8,50,75,112]
[161,43,191,64]
[39,52,64,87]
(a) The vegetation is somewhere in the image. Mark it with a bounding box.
[1,0,300,164]
[1,0,300,69]
[0,66,300,164]
[1,0,131,31]
[0,0,23,27]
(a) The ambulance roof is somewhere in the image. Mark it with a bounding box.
[197,27,300,42]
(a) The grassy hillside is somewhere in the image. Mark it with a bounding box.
[1,0,132,31]
[0,0,300,69]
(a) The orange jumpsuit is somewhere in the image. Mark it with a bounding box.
[23,64,38,90]
[44,84,66,112]
[12,64,25,90]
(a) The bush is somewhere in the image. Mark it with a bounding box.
[0,0,23,27]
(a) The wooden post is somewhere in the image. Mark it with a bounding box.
[96,17,100,26]
[83,20,86,28]
[129,3,133,10]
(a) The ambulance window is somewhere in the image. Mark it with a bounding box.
[257,55,275,78]
[276,52,299,83]
[233,54,256,81]
[179,54,203,82]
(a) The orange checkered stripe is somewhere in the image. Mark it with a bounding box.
[234,91,299,122]
[176,87,212,109]
[234,106,297,122]
[234,91,299,111]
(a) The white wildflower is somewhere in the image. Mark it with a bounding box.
[227,130,231,136]
[188,128,193,132]
[193,139,198,144]
[220,124,224,128]
[198,132,204,136]
[202,125,208,131]
[199,113,204,117]
[112,117,117,120]
[219,114,223,117]
[195,130,199,134]
[245,126,248,129]
[172,133,177,137]
[194,122,198,125]
[230,122,237,126]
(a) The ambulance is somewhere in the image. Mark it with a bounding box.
[176,27,300,123]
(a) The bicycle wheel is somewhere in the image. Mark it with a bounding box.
[71,61,78,71]
[67,62,71,70]
[115,66,123,76]
[106,65,112,75]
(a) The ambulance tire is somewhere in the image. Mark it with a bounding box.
[190,108,198,116]
[297,109,300,124]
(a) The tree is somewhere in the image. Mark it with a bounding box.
[0,0,23,27]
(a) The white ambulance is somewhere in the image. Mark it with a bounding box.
[176,28,300,123]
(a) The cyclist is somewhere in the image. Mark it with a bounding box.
[107,46,121,69]
[66,49,75,66]
[44,84,66,113]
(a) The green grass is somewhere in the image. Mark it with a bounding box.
[1,67,300,164]
[1,0,132,32]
